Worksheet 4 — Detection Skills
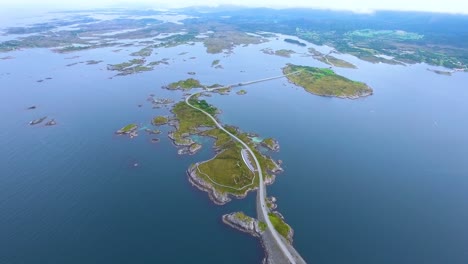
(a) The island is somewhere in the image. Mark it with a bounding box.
[107,59,153,76]
[116,124,138,138]
[236,89,247,95]
[130,47,153,57]
[427,68,452,76]
[152,116,169,126]
[283,64,373,99]
[223,212,266,237]
[211,59,220,67]
[284,38,306,47]
[29,116,47,125]
[308,47,357,69]
[167,97,283,204]
[165,78,202,90]
[45,119,57,126]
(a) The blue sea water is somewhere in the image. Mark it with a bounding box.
[1,37,468,264]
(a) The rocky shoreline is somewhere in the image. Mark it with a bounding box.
[222,211,296,263]
[187,154,283,205]
[270,211,295,244]
[187,164,232,205]
[285,72,373,99]
[222,212,264,237]
[261,138,280,152]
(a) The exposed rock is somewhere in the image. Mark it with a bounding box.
[45,119,57,126]
[29,116,47,125]
[168,119,180,130]
[145,128,161,135]
[222,212,264,237]
[116,124,138,136]
[27,106,37,110]
[168,131,194,146]
[266,196,277,210]
[178,148,189,155]
[151,138,160,143]
[187,164,231,205]
[189,143,202,155]
[261,138,280,152]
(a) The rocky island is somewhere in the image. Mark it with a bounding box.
[152,116,169,126]
[29,116,47,125]
[261,138,280,152]
[308,47,357,69]
[116,124,138,138]
[166,97,283,204]
[165,78,203,90]
[223,212,266,237]
[283,64,373,99]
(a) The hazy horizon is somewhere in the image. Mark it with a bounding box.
[1,0,468,15]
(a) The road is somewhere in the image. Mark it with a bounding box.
[241,149,256,172]
[185,72,300,264]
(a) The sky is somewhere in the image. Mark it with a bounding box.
[1,0,468,14]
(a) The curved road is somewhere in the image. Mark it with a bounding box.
[185,72,299,264]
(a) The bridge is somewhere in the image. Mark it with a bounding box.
[186,71,305,264]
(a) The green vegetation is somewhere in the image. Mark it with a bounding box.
[189,143,202,153]
[258,221,267,232]
[239,134,279,176]
[262,138,277,150]
[152,116,168,125]
[189,98,217,116]
[323,56,357,68]
[171,102,215,145]
[108,59,145,71]
[119,124,137,133]
[154,33,197,49]
[268,213,290,239]
[346,29,424,41]
[262,48,295,58]
[214,87,231,95]
[130,47,153,57]
[202,128,232,148]
[236,89,247,95]
[275,49,295,58]
[2,11,466,71]
[167,78,202,90]
[234,212,251,221]
[283,64,373,98]
[171,98,281,198]
[211,59,220,66]
[297,28,466,69]
[284,38,306,47]
[308,48,356,68]
[86,60,103,65]
[203,31,265,54]
[117,65,153,76]
[207,84,223,89]
[147,60,169,66]
[427,68,452,76]
[197,141,258,195]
